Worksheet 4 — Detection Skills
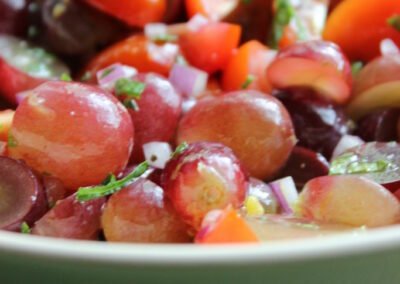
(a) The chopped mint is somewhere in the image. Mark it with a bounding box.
[388,15,400,31]
[270,0,295,48]
[115,78,146,99]
[21,222,31,234]
[7,133,17,148]
[351,61,364,76]
[60,73,72,82]
[330,152,390,175]
[76,161,149,202]
[241,75,255,89]
[172,142,189,158]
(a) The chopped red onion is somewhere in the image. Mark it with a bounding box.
[187,14,210,31]
[169,64,208,98]
[15,90,32,104]
[331,135,364,160]
[269,177,298,215]
[143,142,172,169]
[144,23,168,39]
[380,38,400,57]
[96,63,137,90]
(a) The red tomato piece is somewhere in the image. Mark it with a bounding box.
[323,0,400,62]
[179,22,241,73]
[185,0,239,21]
[85,0,166,27]
[84,35,179,80]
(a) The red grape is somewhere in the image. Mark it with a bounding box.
[277,146,330,190]
[267,40,352,104]
[8,81,134,191]
[0,156,47,231]
[42,175,67,208]
[32,194,105,240]
[102,178,190,243]
[177,90,296,180]
[125,73,181,163]
[162,142,247,230]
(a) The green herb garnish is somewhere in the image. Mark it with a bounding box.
[351,61,364,76]
[100,67,114,79]
[270,0,295,48]
[172,142,189,158]
[8,133,17,148]
[80,71,92,82]
[152,34,178,43]
[330,152,390,175]
[76,161,149,202]
[123,99,140,111]
[21,222,31,234]
[60,73,72,82]
[115,78,146,99]
[388,15,400,31]
[241,75,255,89]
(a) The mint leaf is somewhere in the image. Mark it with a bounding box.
[115,78,146,99]
[21,222,31,234]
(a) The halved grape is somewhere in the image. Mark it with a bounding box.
[330,142,400,192]
[102,179,190,243]
[298,175,400,227]
[0,157,47,231]
[162,142,247,230]
[32,194,105,240]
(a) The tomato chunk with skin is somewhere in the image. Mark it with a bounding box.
[179,22,241,73]
[323,0,400,62]
[85,0,166,27]
[195,207,259,244]
[84,35,179,80]
[8,81,134,191]
[222,40,275,93]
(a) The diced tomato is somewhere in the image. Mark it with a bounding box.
[323,0,400,62]
[85,0,167,27]
[0,109,14,142]
[195,207,259,244]
[185,0,239,21]
[179,22,241,74]
[0,57,45,105]
[222,40,275,93]
[84,35,179,80]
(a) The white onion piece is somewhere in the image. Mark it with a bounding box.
[182,98,197,113]
[147,42,179,66]
[169,64,208,98]
[96,63,137,90]
[144,23,168,39]
[187,14,210,31]
[331,135,364,160]
[143,142,172,169]
[269,177,298,215]
[380,38,400,57]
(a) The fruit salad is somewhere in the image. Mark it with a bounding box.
[0,0,400,244]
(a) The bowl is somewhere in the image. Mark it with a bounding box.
[1,225,400,284]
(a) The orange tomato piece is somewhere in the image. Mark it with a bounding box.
[195,207,259,244]
[222,40,274,93]
[323,0,400,62]
[84,35,178,79]
[179,22,241,73]
[85,0,167,27]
